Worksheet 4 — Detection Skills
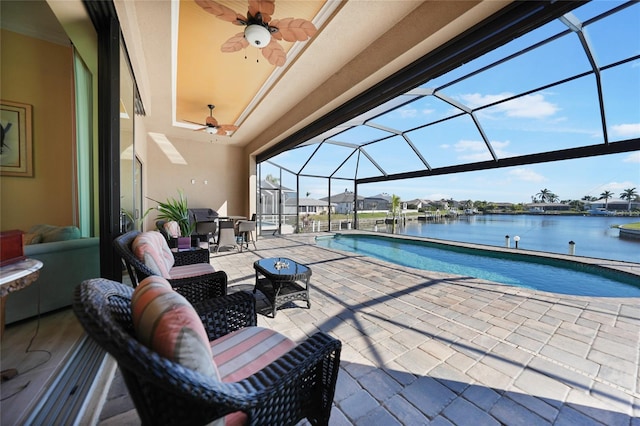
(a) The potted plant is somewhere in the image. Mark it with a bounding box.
[151,190,195,248]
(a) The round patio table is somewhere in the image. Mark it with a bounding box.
[0,258,43,381]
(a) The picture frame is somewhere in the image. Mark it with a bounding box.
[1,100,33,177]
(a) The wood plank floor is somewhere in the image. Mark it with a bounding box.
[0,308,85,425]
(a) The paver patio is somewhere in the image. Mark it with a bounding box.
[100,233,640,425]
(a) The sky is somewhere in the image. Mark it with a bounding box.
[265,1,640,204]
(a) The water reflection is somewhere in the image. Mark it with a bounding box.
[367,214,639,263]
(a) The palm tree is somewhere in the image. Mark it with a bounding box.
[599,190,613,209]
[536,188,553,203]
[390,194,401,233]
[265,174,279,185]
[620,187,637,211]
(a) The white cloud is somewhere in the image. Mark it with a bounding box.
[399,109,417,118]
[499,94,559,118]
[460,92,510,108]
[600,181,637,192]
[611,123,640,137]
[623,152,640,163]
[399,108,434,119]
[508,168,546,183]
[454,139,512,161]
[454,140,485,152]
[460,92,559,119]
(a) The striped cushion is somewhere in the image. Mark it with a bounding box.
[169,263,215,280]
[163,220,181,238]
[131,276,220,380]
[132,231,175,278]
[211,326,296,383]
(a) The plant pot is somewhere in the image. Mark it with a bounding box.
[177,236,191,250]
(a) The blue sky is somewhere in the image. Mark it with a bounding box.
[266,1,640,204]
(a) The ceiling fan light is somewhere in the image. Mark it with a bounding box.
[206,127,216,134]
[244,24,271,48]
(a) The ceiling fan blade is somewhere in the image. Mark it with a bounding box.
[270,18,317,42]
[194,0,244,23]
[221,33,249,52]
[206,116,219,126]
[193,127,207,132]
[218,124,239,132]
[248,0,275,21]
[261,39,286,67]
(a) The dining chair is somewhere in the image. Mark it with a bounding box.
[237,220,256,252]
[213,220,238,253]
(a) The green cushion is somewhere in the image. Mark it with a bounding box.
[28,224,81,243]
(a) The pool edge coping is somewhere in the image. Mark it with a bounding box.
[325,230,640,280]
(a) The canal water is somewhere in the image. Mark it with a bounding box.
[389,214,639,263]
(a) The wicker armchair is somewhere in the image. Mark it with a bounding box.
[73,278,342,426]
[113,230,227,301]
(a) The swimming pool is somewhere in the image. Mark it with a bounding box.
[315,233,640,297]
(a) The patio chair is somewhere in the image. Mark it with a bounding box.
[237,220,256,252]
[213,220,238,253]
[73,277,341,426]
[113,230,227,300]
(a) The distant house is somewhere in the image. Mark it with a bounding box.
[258,179,295,215]
[430,199,453,211]
[486,202,513,212]
[320,191,364,214]
[525,202,569,212]
[406,199,433,210]
[586,198,639,211]
[285,197,335,215]
[363,193,392,211]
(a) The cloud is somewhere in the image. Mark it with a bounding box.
[454,139,512,161]
[399,109,417,118]
[508,168,546,183]
[611,123,640,137]
[596,181,638,193]
[399,108,434,118]
[460,92,559,119]
[623,151,640,163]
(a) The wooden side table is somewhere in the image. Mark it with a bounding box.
[0,258,43,381]
[253,257,311,317]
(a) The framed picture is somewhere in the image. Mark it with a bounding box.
[1,100,33,177]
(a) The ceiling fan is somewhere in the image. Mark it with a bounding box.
[195,0,317,67]
[185,104,238,135]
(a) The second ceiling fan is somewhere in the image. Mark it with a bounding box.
[186,104,238,135]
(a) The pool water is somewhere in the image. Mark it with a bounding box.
[315,234,640,297]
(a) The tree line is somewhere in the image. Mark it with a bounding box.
[531,187,638,210]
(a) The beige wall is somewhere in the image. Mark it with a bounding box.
[144,134,248,230]
[0,29,75,231]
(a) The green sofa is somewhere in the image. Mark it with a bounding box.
[5,225,100,325]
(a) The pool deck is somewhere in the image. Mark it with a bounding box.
[100,232,640,425]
